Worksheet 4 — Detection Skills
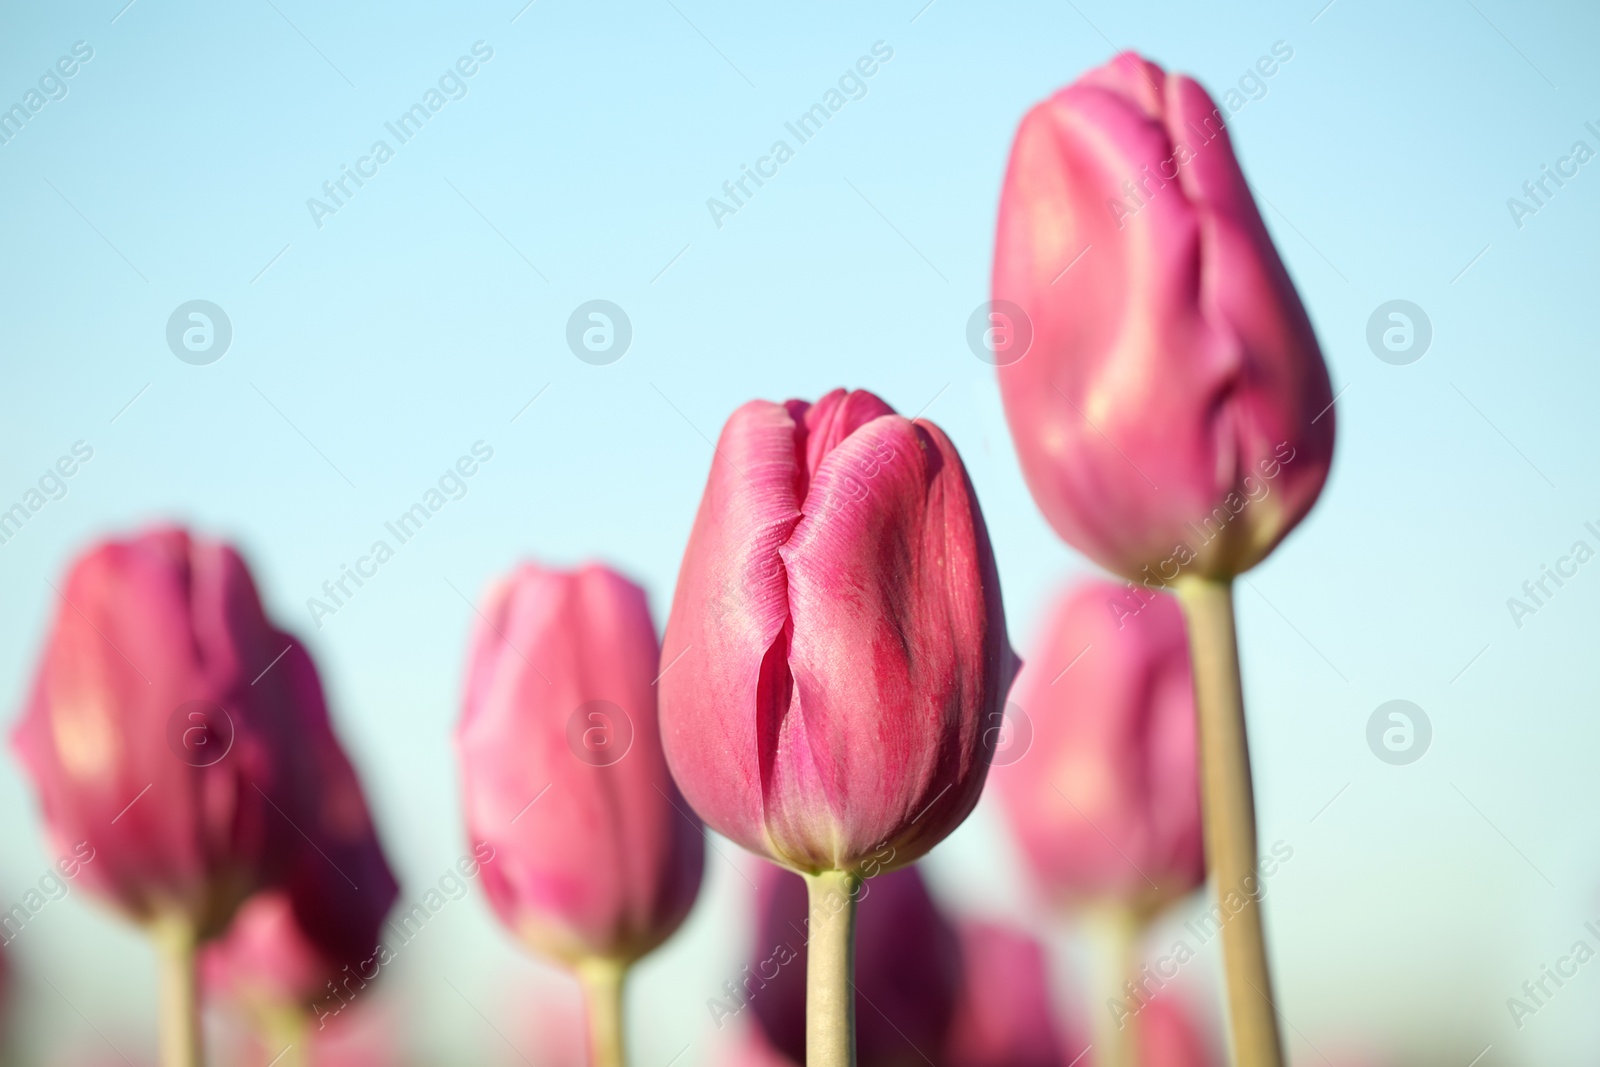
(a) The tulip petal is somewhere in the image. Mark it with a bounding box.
[773,416,1006,868]
[661,400,806,859]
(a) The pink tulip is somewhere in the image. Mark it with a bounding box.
[203,681,398,1016]
[993,51,1334,584]
[994,579,1202,909]
[455,563,704,966]
[659,388,1017,875]
[1137,997,1216,1067]
[720,1029,803,1067]
[203,892,334,1013]
[11,527,312,939]
[945,919,1082,1067]
[746,862,961,1067]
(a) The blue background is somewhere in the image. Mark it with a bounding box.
[1,0,1597,1063]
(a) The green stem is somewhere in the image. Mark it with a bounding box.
[1086,901,1144,1067]
[803,869,860,1067]
[150,914,203,1067]
[258,1003,310,1067]
[577,958,628,1067]
[1175,576,1284,1067]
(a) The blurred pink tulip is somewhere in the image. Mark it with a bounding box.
[1136,997,1216,1067]
[945,919,1082,1067]
[11,527,315,939]
[719,1029,803,1067]
[204,641,398,1016]
[746,863,960,1067]
[203,892,335,1013]
[456,562,704,967]
[659,388,1017,875]
[994,579,1202,910]
[993,51,1334,583]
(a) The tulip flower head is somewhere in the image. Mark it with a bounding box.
[204,891,344,1013]
[11,527,318,939]
[204,674,398,1017]
[456,563,704,969]
[993,52,1335,583]
[994,579,1202,911]
[660,388,1017,876]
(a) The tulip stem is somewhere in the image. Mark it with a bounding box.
[578,958,629,1067]
[1087,901,1145,1067]
[151,914,203,1067]
[1175,576,1284,1067]
[259,1004,310,1067]
[804,869,860,1067]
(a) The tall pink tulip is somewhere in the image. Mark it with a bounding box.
[944,919,1081,1067]
[993,50,1333,584]
[992,51,1337,1067]
[456,562,704,1067]
[11,527,316,1067]
[996,580,1201,909]
[659,388,1016,1067]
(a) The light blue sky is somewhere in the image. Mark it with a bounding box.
[2,0,1598,1063]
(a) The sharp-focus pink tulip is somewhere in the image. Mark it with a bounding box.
[945,919,1081,1067]
[660,388,1017,874]
[994,579,1202,908]
[456,563,704,967]
[747,862,960,1067]
[993,51,1334,583]
[11,527,315,938]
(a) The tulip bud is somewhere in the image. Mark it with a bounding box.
[660,388,1017,875]
[993,580,1202,910]
[993,52,1334,582]
[203,891,343,1013]
[11,527,316,939]
[944,920,1080,1067]
[748,862,961,1066]
[204,659,398,1015]
[455,563,704,968]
